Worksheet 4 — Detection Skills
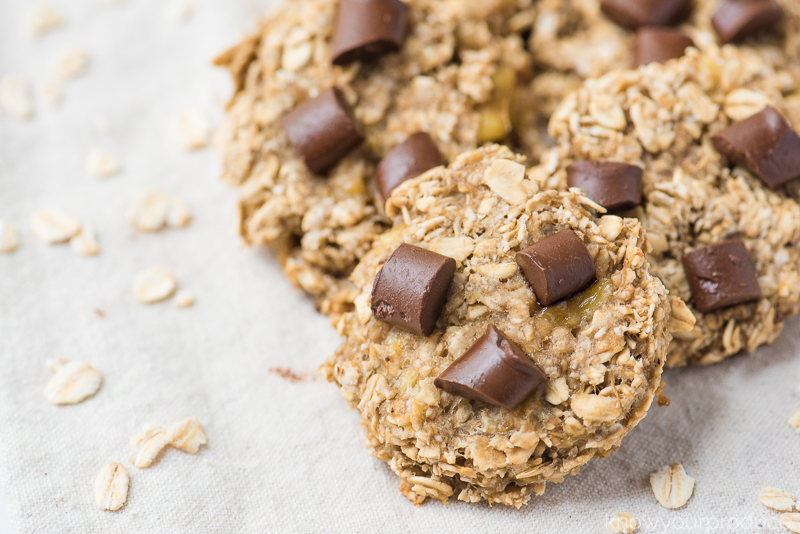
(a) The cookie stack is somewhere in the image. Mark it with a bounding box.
[215,0,800,508]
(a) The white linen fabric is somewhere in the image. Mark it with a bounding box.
[1,0,800,532]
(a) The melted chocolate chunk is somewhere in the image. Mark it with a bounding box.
[682,239,761,313]
[712,106,800,189]
[566,161,643,211]
[376,132,444,201]
[331,0,409,65]
[434,324,546,409]
[712,0,784,43]
[280,87,365,175]
[635,27,694,66]
[516,230,597,306]
[600,0,691,30]
[371,243,456,336]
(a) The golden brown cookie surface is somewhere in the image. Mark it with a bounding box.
[215,0,538,315]
[324,146,671,506]
[535,46,800,366]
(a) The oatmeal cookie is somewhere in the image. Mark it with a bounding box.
[214,0,539,315]
[534,45,800,366]
[527,0,800,147]
[323,145,671,506]
[691,0,800,84]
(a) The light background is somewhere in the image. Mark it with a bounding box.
[1,0,800,532]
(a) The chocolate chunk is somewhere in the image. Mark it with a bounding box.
[434,324,546,409]
[566,161,643,211]
[682,239,761,313]
[712,0,784,43]
[634,27,694,66]
[376,132,444,201]
[371,243,456,336]
[711,106,800,189]
[280,87,365,175]
[516,230,596,307]
[331,0,409,66]
[600,0,691,30]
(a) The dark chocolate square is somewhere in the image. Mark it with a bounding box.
[682,239,761,313]
[516,230,597,306]
[371,244,456,336]
[434,324,546,409]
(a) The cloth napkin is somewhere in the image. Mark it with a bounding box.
[1,0,799,532]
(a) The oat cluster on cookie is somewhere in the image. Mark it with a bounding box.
[536,45,800,366]
[215,0,538,315]
[529,0,800,129]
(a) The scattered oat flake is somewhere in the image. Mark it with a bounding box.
[130,424,169,468]
[133,266,177,303]
[782,513,800,533]
[760,487,795,511]
[25,5,63,38]
[0,221,19,253]
[94,462,129,511]
[127,190,170,231]
[166,199,192,228]
[51,47,89,81]
[0,75,34,120]
[608,512,638,534]
[127,190,191,231]
[167,418,206,454]
[788,408,800,430]
[44,360,102,405]
[70,225,100,256]
[86,148,121,178]
[31,209,81,244]
[650,463,695,509]
[173,291,194,308]
[173,110,211,150]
